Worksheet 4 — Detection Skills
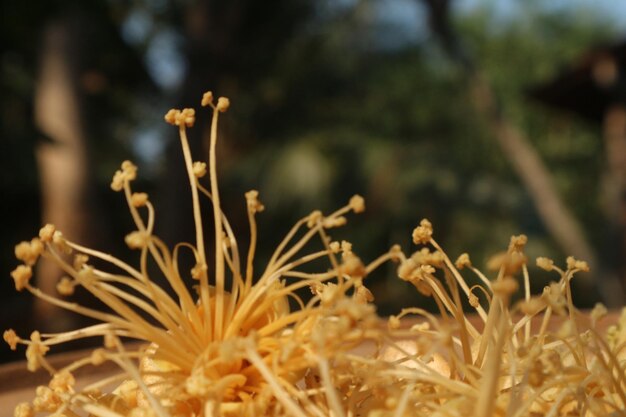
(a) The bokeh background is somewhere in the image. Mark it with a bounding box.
[2,0,626,363]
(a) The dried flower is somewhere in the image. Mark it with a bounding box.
[192,161,207,178]
[6,91,626,417]
[349,194,365,213]
[566,256,590,272]
[216,97,230,112]
[412,218,433,244]
[25,331,49,372]
[201,91,213,107]
[455,252,471,269]
[536,256,554,271]
[15,239,43,266]
[3,329,19,350]
[38,224,56,242]
[245,190,264,213]
[124,230,150,249]
[130,192,149,207]
[388,315,401,329]
[11,264,32,291]
[32,385,61,412]
[14,403,34,417]
[49,370,75,393]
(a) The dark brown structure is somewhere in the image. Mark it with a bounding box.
[530,41,626,122]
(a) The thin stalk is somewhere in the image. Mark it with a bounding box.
[178,124,212,342]
[208,106,226,340]
[474,307,508,417]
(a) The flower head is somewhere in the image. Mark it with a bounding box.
[6,92,395,416]
[7,91,626,417]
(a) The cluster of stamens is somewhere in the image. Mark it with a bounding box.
[4,92,626,417]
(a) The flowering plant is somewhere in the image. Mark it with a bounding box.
[5,92,626,417]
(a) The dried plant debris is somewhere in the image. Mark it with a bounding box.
[5,93,626,417]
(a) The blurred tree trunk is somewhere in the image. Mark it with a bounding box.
[420,0,624,305]
[603,106,626,297]
[34,19,90,329]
